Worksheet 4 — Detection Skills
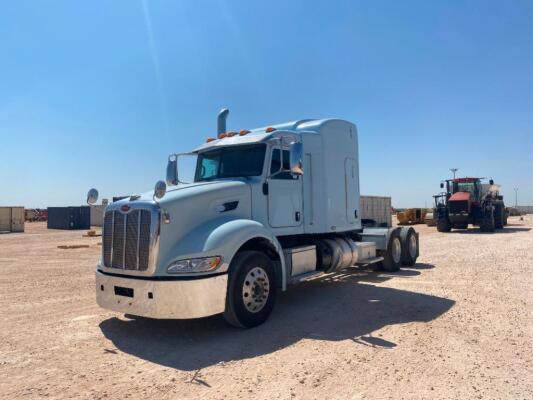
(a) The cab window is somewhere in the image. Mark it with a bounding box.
[270,149,297,180]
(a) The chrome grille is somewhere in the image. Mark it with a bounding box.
[102,209,152,271]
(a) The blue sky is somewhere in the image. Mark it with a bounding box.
[1,0,532,208]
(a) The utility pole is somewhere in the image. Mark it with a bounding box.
[450,168,458,179]
[514,188,518,208]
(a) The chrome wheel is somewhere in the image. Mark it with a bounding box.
[242,266,270,313]
[392,237,402,264]
[408,234,417,258]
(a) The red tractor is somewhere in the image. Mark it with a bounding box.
[434,177,506,232]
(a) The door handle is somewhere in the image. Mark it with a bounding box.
[295,211,301,221]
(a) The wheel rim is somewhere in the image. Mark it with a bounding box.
[408,234,417,258]
[242,266,270,313]
[392,237,402,264]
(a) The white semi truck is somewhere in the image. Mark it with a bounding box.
[89,109,419,328]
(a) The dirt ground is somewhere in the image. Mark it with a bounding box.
[1,218,532,400]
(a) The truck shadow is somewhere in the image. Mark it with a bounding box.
[448,227,531,234]
[99,265,453,372]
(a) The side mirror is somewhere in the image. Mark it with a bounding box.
[489,179,494,185]
[154,180,167,200]
[440,183,444,189]
[86,188,99,205]
[166,155,178,186]
[289,142,304,175]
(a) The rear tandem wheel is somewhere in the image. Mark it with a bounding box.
[378,230,402,272]
[400,227,419,266]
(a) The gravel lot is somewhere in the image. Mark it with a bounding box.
[1,218,532,399]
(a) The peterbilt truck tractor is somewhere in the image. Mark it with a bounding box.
[88,109,419,328]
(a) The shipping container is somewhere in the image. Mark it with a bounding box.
[47,206,91,230]
[0,207,25,233]
[360,196,392,227]
[90,205,106,227]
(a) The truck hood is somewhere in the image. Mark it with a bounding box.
[104,179,252,275]
[153,180,252,273]
[159,180,249,206]
[123,180,250,206]
[449,191,471,202]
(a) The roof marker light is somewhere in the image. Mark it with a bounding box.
[239,129,250,136]
[218,132,227,139]
[265,127,276,133]
[226,131,237,137]
[206,137,216,143]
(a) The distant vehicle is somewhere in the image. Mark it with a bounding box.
[89,109,420,328]
[433,177,506,232]
[25,208,48,222]
[397,208,427,225]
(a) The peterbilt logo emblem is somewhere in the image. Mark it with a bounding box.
[120,205,130,212]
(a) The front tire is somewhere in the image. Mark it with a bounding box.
[437,217,452,232]
[223,251,277,328]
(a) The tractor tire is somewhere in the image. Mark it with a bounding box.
[400,227,418,266]
[453,223,468,229]
[379,230,402,272]
[503,211,508,226]
[480,208,495,233]
[437,217,452,232]
[223,251,277,328]
[494,206,504,229]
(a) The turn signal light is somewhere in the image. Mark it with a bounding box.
[265,127,276,133]
[206,137,216,143]
[218,132,227,139]
[239,129,250,136]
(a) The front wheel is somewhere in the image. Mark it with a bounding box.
[437,217,452,232]
[223,251,277,328]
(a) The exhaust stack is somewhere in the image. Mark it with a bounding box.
[217,108,229,135]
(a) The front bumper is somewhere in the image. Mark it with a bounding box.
[95,270,228,319]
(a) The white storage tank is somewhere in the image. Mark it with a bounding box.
[360,196,392,227]
[0,207,25,233]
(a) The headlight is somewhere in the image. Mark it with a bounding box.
[166,256,222,274]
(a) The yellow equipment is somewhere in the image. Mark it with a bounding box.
[397,208,427,225]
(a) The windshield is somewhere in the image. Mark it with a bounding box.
[195,144,266,182]
[453,182,476,193]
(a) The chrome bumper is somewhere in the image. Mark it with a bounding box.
[95,270,228,319]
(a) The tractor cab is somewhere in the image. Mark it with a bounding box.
[446,177,482,203]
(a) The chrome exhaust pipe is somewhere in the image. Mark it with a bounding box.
[217,108,229,134]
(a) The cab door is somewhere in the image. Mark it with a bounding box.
[267,148,303,228]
